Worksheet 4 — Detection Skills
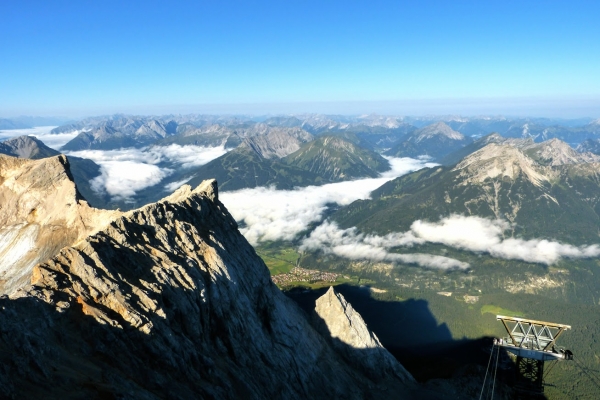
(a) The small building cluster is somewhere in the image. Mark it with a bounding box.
[271,267,339,286]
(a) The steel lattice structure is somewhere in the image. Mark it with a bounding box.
[495,315,573,397]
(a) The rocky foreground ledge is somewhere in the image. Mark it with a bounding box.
[0,155,450,399]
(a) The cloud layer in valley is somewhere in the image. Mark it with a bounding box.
[300,216,600,268]
[299,221,469,270]
[220,156,437,245]
[66,145,227,200]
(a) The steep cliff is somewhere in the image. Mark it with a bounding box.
[0,155,118,295]
[0,155,427,399]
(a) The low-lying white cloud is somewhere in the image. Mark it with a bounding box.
[299,221,468,270]
[66,145,227,200]
[410,215,600,264]
[90,161,172,201]
[300,215,600,267]
[220,157,437,245]
[67,144,226,168]
[34,130,82,150]
[0,126,55,140]
[150,144,227,168]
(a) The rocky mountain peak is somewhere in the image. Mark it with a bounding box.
[0,135,59,159]
[241,127,314,158]
[524,138,600,166]
[284,135,390,181]
[576,138,600,155]
[414,122,466,142]
[0,160,424,398]
[453,143,549,187]
[314,287,414,383]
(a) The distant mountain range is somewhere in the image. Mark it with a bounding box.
[36,114,600,154]
[183,134,389,192]
[384,122,472,160]
[0,116,72,130]
[60,116,178,150]
[6,113,600,214]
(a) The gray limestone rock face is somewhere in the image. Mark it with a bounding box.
[315,286,414,383]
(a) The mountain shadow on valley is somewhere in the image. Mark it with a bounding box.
[285,284,518,398]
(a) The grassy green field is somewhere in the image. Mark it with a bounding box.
[255,242,300,275]
[480,304,525,318]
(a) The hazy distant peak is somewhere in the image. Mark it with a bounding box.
[576,138,600,155]
[522,138,600,166]
[241,127,313,158]
[0,135,59,159]
[412,121,466,142]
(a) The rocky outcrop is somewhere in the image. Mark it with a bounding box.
[0,155,423,399]
[315,287,414,383]
[453,143,550,188]
[0,155,118,295]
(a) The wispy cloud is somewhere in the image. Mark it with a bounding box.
[300,215,600,267]
[220,157,437,245]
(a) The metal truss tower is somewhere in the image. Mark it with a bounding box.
[496,315,573,398]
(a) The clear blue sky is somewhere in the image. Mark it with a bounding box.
[1,0,599,118]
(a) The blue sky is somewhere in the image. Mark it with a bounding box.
[1,0,600,117]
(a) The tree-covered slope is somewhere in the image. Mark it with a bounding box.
[185,146,325,191]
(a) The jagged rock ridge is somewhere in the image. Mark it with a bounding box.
[0,156,428,399]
